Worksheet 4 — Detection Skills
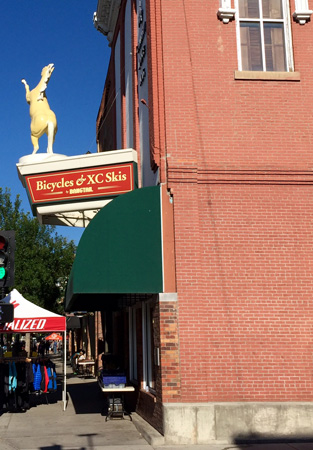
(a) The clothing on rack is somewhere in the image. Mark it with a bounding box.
[0,358,58,413]
[1,360,33,412]
[32,362,42,391]
[32,358,57,394]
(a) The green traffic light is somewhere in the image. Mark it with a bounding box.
[0,231,15,288]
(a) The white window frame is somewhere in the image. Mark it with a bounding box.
[235,0,294,72]
[128,306,138,382]
[142,301,156,393]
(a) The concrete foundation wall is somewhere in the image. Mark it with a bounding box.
[163,402,313,445]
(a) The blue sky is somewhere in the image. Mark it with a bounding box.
[0,1,110,245]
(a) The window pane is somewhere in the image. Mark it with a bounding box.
[240,23,263,71]
[264,23,286,71]
[262,0,283,19]
[239,0,260,18]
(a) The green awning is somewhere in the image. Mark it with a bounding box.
[65,186,163,311]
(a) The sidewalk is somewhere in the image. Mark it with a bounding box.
[0,354,149,450]
[0,355,312,449]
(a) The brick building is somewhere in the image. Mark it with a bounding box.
[65,0,313,444]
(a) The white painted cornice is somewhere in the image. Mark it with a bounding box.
[293,0,313,24]
[93,0,121,44]
[217,0,236,23]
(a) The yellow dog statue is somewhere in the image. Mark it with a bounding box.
[22,63,58,154]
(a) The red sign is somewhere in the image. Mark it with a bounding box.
[25,163,134,204]
[0,317,66,333]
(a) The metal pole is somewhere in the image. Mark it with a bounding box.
[1,287,6,301]
[63,330,67,411]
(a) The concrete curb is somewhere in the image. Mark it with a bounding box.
[132,412,165,447]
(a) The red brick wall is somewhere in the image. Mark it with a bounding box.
[171,183,313,402]
[152,0,313,404]
[159,0,313,171]
[97,0,313,413]
[159,300,181,402]
[96,59,116,152]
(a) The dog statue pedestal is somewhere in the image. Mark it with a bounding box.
[18,153,67,165]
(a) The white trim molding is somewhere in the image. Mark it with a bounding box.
[293,0,313,24]
[159,293,178,303]
[93,0,121,43]
[217,0,236,23]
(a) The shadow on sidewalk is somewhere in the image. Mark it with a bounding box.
[39,447,68,450]
[49,354,105,415]
[66,380,104,415]
[39,447,87,450]
[233,433,313,448]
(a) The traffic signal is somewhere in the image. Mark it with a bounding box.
[0,231,15,288]
[0,303,14,323]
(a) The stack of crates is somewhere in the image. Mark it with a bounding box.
[101,371,126,389]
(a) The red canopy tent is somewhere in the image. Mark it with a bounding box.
[0,289,66,333]
[0,289,67,410]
